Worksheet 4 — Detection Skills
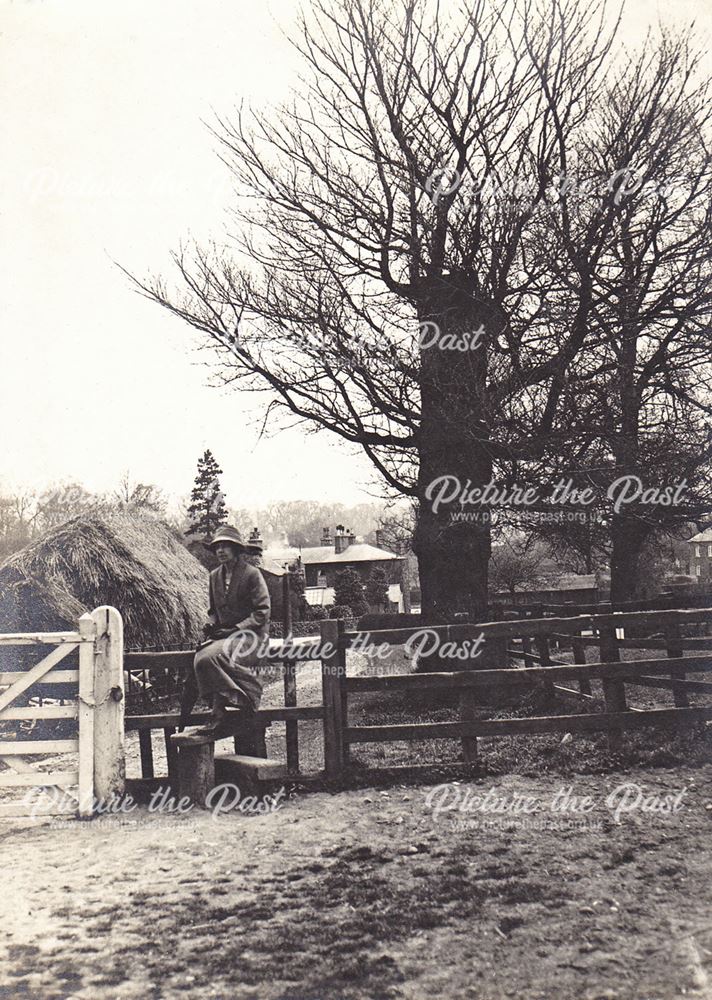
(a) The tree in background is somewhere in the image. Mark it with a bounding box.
[36,483,98,530]
[378,505,416,556]
[185,450,228,540]
[489,536,552,601]
[333,567,368,617]
[536,33,712,601]
[0,491,37,562]
[113,472,166,515]
[0,476,170,563]
[227,500,389,548]
[137,0,628,622]
[529,514,610,577]
[365,567,390,611]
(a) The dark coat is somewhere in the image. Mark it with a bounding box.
[207,560,271,641]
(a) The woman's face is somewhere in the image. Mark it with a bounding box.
[215,542,241,564]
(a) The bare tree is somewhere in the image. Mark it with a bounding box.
[36,482,99,530]
[133,0,626,620]
[539,31,712,599]
[112,471,167,515]
[489,535,552,600]
[0,490,39,561]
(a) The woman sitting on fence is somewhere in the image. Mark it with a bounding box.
[192,526,271,736]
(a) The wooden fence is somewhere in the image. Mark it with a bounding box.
[0,606,125,818]
[320,607,712,779]
[124,606,712,786]
[124,635,325,781]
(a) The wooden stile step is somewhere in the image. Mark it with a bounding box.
[170,729,217,747]
[214,753,287,783]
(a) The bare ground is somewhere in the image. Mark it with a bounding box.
[2,764,712,1000]
[3,644,712,998]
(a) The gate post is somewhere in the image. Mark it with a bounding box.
[78,614,97,818]
[91,606,125,801]
[321,618,346,779]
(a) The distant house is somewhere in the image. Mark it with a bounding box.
[688,529,712,582]
[266,525,405,612]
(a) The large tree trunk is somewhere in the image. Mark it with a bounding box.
[609,514,650,604]
[413,275,497,627]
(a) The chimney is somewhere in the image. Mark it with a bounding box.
[249,526,263,548]
[334,524,348,555]
[375,528,384,549]
[321,526,332,546]
[347,528,356,548]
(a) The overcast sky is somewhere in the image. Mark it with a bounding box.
[1,0,710,512]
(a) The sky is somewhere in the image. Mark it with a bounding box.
[1,0,710,513]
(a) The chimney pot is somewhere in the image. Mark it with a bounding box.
[335,526,349,554]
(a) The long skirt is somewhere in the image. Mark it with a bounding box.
[193,632,264,711]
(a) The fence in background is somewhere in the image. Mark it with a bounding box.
[319,607,712,779]
[124,606,712,786]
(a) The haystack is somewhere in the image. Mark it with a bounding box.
[0,511,209,649]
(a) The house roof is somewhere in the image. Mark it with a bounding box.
[259,558,291,577]
[689,529,712,543]
[266,543,402,566]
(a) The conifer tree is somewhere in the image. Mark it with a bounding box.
[185,450,227,540]
[334,567,368,616]
[364,567,389,610]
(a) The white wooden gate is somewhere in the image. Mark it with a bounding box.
[0,606,124,819]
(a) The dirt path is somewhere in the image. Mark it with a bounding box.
[3,764,712,999]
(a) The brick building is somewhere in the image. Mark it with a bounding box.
[689,529,712,582]
[266,525,405,612]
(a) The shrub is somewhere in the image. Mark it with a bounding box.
[328,604,354,620]
[304,605,328,621]
[334,567,366,610]
[364,567,389,608]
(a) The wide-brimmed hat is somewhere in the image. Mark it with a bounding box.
[208,525,262,553]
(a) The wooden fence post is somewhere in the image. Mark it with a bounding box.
[282,573,299,774]
[78,613,97,818]
[90,606,125,801]
[665,623,688,708]
[572,634,592,696]
[534,635,556,701]
[521,635,535,669]
[321,618,346,779]
[599,625,625,751]
[459,669,478,765]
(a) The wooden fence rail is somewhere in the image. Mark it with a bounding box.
[321,607,712,779]
[123,606,712,785]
